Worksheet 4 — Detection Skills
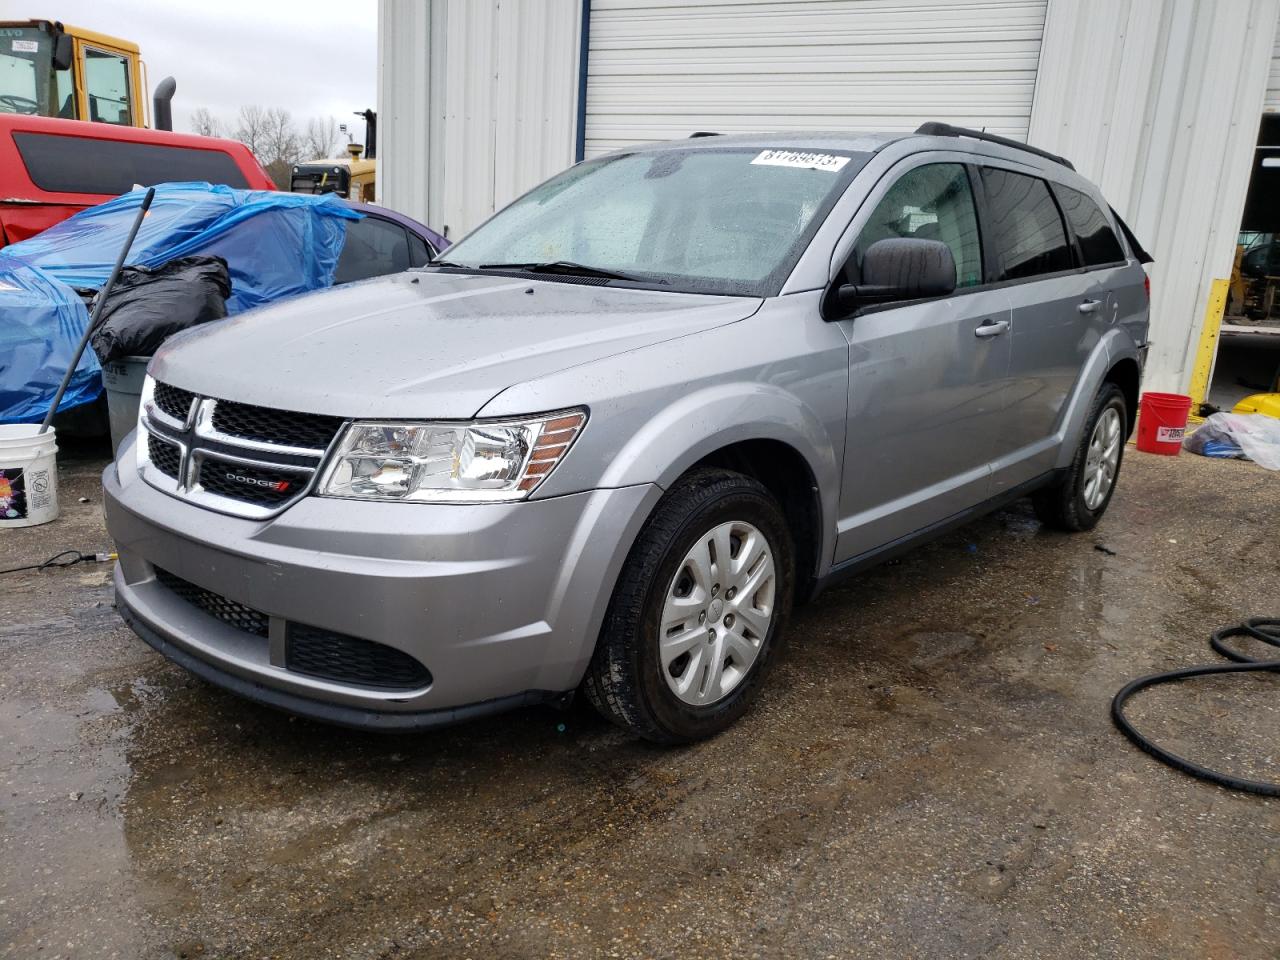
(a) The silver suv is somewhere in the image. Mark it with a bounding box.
[104,125,1151,742]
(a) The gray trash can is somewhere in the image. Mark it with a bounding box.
[101,356,150,455]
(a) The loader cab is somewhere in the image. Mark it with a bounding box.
[0,20,146,127]
[290,144,377,202]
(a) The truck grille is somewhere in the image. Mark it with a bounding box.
[154,568,269,638]
[287,624,433,691]
[147,434,182,480]
[140,381,348,519]
[153,382,196,422]
[211,399,344,450]
[195,459,303,507]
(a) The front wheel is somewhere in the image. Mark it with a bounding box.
[1033,383,1127,532]
[583,469,795,743]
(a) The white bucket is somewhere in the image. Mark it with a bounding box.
[0,425,60,528]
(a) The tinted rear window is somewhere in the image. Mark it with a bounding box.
[980,167,1073,281]
[1056,185,1126,266]
[13,131,251,194]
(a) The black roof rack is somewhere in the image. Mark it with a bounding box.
[914,122,1075,171]
[688,131,721,138]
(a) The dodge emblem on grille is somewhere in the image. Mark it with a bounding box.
[225,472,291,492]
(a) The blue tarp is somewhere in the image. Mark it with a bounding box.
[0,262,99,424]
[0,183,360,423]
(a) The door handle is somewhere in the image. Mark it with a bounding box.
[1078,299,1102,314]
[974,319,1010,338]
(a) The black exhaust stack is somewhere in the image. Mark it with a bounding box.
[153,77,177,132]
[356,109,376,160]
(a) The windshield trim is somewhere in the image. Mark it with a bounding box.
[439,145,870,298]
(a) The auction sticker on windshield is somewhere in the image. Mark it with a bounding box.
[751,150,850,173]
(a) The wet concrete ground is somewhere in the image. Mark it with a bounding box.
[2,443,1277,959]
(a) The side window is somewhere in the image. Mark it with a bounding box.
[979,168,1073,280]
[406,232,434,267]
[13,132,251,193]
[1057,185,1125,266]
[850,163,982,288]
[83,47,132,125]
[333,217,412,284]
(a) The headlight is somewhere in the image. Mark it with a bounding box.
[318,409,587,502]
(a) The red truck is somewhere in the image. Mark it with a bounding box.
[0,114,275,247]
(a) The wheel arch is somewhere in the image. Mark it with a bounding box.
[1103,356,1141,437]
[595,382,841,584]
[1053,334,1144,470]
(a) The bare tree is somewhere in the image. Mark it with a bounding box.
[190,107,223,139]
[303,116,340,160]
[233,104,271,160]
[233,105,303,188]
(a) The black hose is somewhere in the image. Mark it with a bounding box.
[0,549,116,576]
[1111,618,1280,797]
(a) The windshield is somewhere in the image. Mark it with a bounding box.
[442,146,867,296]
[0,25,72,118]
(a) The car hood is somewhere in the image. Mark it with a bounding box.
[151,272,762,418]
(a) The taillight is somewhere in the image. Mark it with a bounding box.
[1143,273,1150,300]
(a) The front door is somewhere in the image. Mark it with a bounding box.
[831,160,1013,563]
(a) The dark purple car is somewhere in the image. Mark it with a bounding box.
[336,202,450,285]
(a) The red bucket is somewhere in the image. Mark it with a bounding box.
[1137,392,1192,455]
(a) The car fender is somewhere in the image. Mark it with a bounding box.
[595,382,842,570]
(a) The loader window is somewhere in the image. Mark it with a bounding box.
[0,26,54,116]
[83,46,132,125]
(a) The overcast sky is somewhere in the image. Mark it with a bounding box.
[8,0,377,141]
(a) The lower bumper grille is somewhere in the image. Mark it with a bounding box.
[154,567,268,638]
[287,624,433,691]
[151,568,432,691]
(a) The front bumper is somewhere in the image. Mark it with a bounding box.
[104,433,660,727]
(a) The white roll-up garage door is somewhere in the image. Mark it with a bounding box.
[1267,19,1280,111]
[584,0,1048,158]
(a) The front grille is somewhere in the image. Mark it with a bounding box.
[196,459,304,507]
[153,382,195,422]
[212,399,344,451]
[154,568,269,638]
[148,434,182,479]
[286,624,433,690]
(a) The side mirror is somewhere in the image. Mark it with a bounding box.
[835,238,957,311]
[52,31,73,72]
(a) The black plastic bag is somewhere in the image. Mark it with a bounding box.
[90,256,231,363]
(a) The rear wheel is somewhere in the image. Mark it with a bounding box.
[583,469,794,743]
[1033,383,1127,532]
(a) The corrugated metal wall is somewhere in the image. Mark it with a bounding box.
[1267,17,1280,111]
[583,0,1048,157]
[377,0,581,237]
[1029,0,1280,394]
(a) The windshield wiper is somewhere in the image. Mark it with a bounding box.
[425,259,471,269]
[476,260,655,283]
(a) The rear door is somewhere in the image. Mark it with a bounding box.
[977,165,1090,491]
[1055,184,1147,367]
[833,157,1014,562]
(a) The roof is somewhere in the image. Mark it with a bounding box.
[608,128,1079,176]
[617,131,901,155]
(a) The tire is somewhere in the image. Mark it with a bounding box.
[583,469,795,743]
[1032,383,1127,532]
